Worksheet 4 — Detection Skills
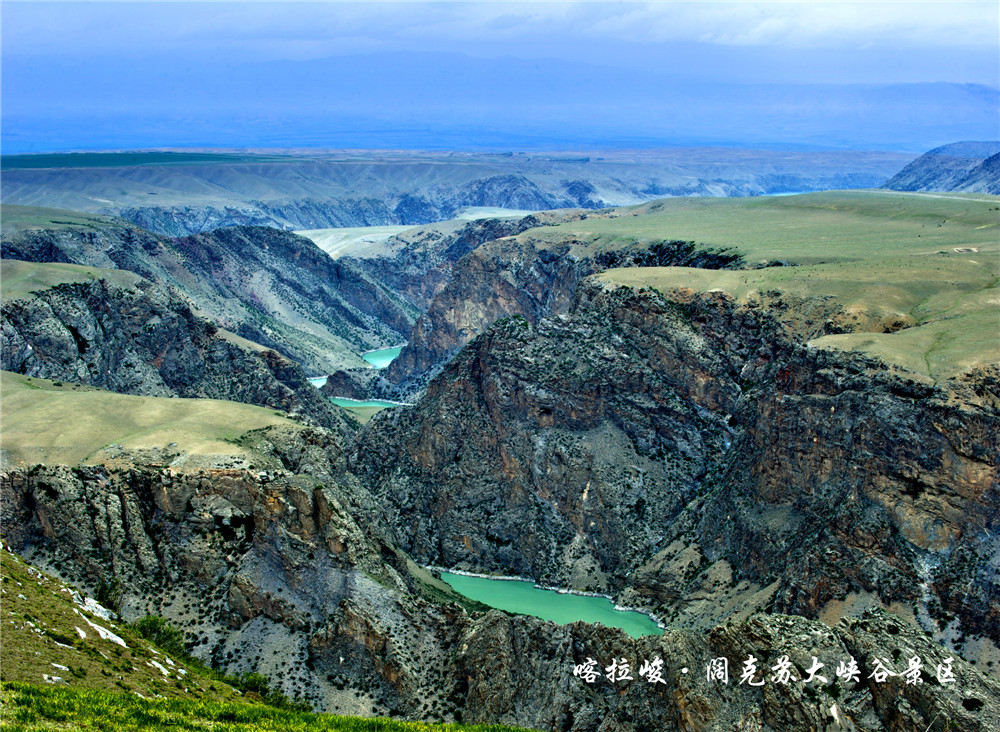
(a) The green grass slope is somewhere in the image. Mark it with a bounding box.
[525,190,998,263]
[0,545,243,705]
[1,260,143,301]
[0,548,526,732]
[1,684,531,732]
[525,190,1000,381]
[0,205,127,235]
[0,372,300,466]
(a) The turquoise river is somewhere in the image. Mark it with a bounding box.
[362,345,404,369]
[309,346,406,405]
[441,572,663,639]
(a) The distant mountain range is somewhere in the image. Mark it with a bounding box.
[883,141,1000,194]
[3,51,998,153]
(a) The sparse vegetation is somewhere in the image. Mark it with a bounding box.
[1,260,143,302]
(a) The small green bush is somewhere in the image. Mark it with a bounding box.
[132,615,187,657]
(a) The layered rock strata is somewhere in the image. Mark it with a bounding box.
[354,282,1000,657]
[1,274,347,431]
[4,447,997,730]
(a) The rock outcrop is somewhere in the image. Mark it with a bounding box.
[883,141,1000,194]
[343,213,568,312]
[456,608,1000,731]
[2,223,416,374]
[354,281,1000,659]
[382,238,593,397]
[382,233,742,399]
[0,272,347,431]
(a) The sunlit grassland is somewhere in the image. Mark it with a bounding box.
[1,260,144,301]
[525,190,999,264]
[0,204,123,234]
[1,683,533,732]
[565,191,999,381]
[0,372,299,465]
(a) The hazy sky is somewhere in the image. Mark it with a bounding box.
[5,1,997,85]
[2,2,998,152]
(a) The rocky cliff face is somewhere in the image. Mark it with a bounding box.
[2,223,416,374]
[382,234,742,398]
[382,238,592,397]
[883,141,1000,194]
[354,289,735,588]
[455,607,1000,731]
[4,451,998,730]
[0,449,454,715]
[354,281,1000,660]
[0,275,347,431]
[343,213,566,312]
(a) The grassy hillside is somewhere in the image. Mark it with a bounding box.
[0,545,244,704]
[524,190,1000,380]
[1,685,533,732]
[525,190,998,263]
[0,372,300,466]
[1,260,143,301]
[0,205,128,235]
[0,548,528,732]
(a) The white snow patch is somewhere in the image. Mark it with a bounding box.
[70,591,117,621]
[148,659,170,676]
[74,609,127,647]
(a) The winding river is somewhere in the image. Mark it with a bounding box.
[441,571,663,639]
[362,345,404,369]
[314,345,408,413]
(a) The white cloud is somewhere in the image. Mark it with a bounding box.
[4,1,997,59]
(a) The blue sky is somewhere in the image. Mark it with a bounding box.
[3,1,998,152]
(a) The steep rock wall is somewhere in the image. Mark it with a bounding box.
[4,455,997,730]
[1,275,347,430]
[354,282,1000,653]
[2,224,416,374]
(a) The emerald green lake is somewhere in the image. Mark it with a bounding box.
[363,345,404,369]
[440,572,663,638]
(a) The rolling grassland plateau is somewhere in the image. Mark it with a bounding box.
[0,148,912,236]
[1,148,1000,731]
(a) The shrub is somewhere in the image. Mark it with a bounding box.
[132,615,187,657]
